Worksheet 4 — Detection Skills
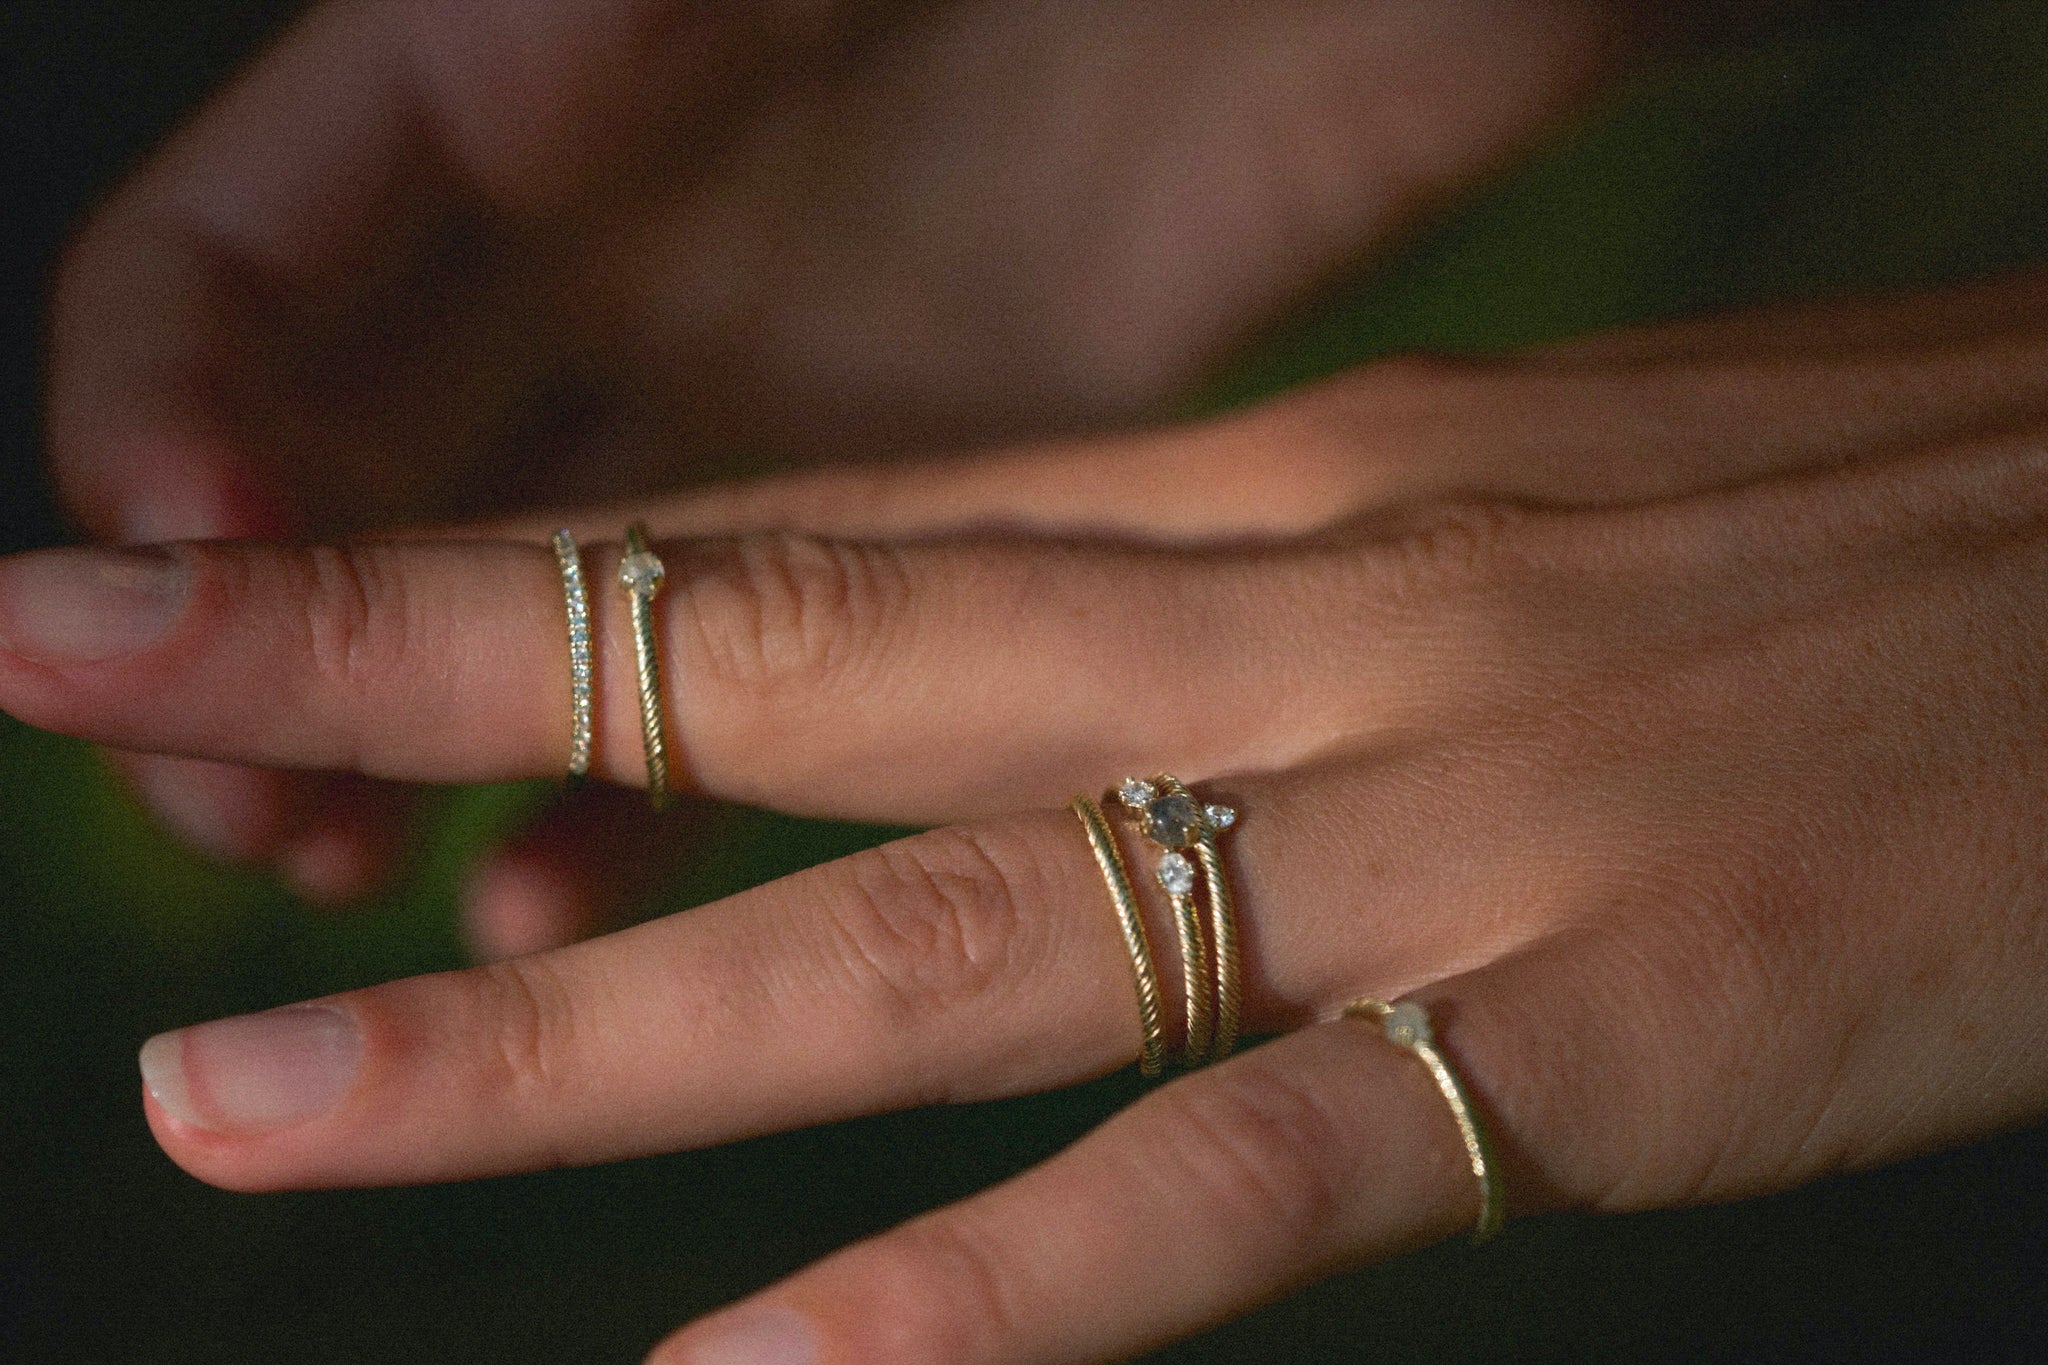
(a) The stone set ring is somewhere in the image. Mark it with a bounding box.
[1074,774,1242,1074]
[550,547,1504,1237]
[550,525,674,811]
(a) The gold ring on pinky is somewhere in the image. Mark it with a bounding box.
[1344,996,1505,1243]
[1073,796,1168,1077]
[1112,776,1241,1067]
[550,530,594,784]
[617,522,672,811]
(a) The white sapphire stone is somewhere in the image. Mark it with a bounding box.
[1116,778,1155,809]
[619,550,666,596]
[1204,804,1236,832]
[1382,1000,1432,1049]
[1156,851,1196,897]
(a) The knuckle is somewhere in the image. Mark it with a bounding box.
[293,543,412,698]
[1374,501,1531,601]
[1146,1060,1356,1238]
[464,956,581,1123]
[821,826,1044,1034]
[685,531,910,701]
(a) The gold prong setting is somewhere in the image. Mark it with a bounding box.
[1108,775,1242,1067]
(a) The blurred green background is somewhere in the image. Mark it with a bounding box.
[6,2,2048,1360]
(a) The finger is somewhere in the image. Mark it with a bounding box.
[272,773,414,906]
[647,996,1518,1365]
[47,0,471,541]
[46,0,838,540]
[652,910,1735,1365]
[138,812,1149,1190]
[453,414,1382,548]
[0,531,1441,822]
[451,271,2048,556]
[130,736,1564,1193]
[1299,280,2048,514]
[459,787,731,962]
[109,749,409,904]
[108,750,305,866]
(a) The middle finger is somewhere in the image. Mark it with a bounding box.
[136,755,1515,1194]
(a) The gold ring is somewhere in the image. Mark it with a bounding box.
[1344,996,1505,1243]
[617,522,671,811]
[1113,776,1240,1066]
[1073,796,1167,1077]
[550,530,594,784]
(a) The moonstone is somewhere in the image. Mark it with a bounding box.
[1156,852,1196,897]
[1382,1001,1432,1049]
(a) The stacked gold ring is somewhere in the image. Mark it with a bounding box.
[1075,774,1242,1073]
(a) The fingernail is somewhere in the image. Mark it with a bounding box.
[676,1306,819,1365]
[0,546,188,663]
[140,1005,362,1133]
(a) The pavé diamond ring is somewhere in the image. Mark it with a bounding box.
[550,530,594,784]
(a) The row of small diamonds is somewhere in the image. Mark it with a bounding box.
[552,530,595,777]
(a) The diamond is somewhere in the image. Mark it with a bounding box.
[1116,778,1155,809]
[1156,851,1196,897]
[1204,804,1236,832]
[1382,1001,1432,1049]
[1143,792,1203,848]
[619,550,666,596]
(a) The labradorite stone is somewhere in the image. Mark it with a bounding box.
[1145,793,1202,848]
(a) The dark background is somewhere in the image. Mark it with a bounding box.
[6,2,2048,1361]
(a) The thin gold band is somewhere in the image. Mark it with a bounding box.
[618,522,671,811]
[1162,775,1241,1064]
[1167,874,1214,1065]
[1073,796,1167,1078]
[1344,997,1505,1243]
[550,529,593,783]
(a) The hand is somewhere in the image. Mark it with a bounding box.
[8,277,2048,1361]
[46,0,1655,932]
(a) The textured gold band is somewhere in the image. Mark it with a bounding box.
[1073,796,1167,1077]
[1163,775,1241,1064]
[1111,775,1241,1067]
[550,529,593,783]
[1344,996,1505,1243]
[618,522,671,811]
[1166,867,1215,1065]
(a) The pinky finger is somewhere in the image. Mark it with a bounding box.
[648,1008,1509,1365]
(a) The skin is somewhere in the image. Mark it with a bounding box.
[27,0,2048,1358]
[6,279,2048,1360]
[44,0,1661,948]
